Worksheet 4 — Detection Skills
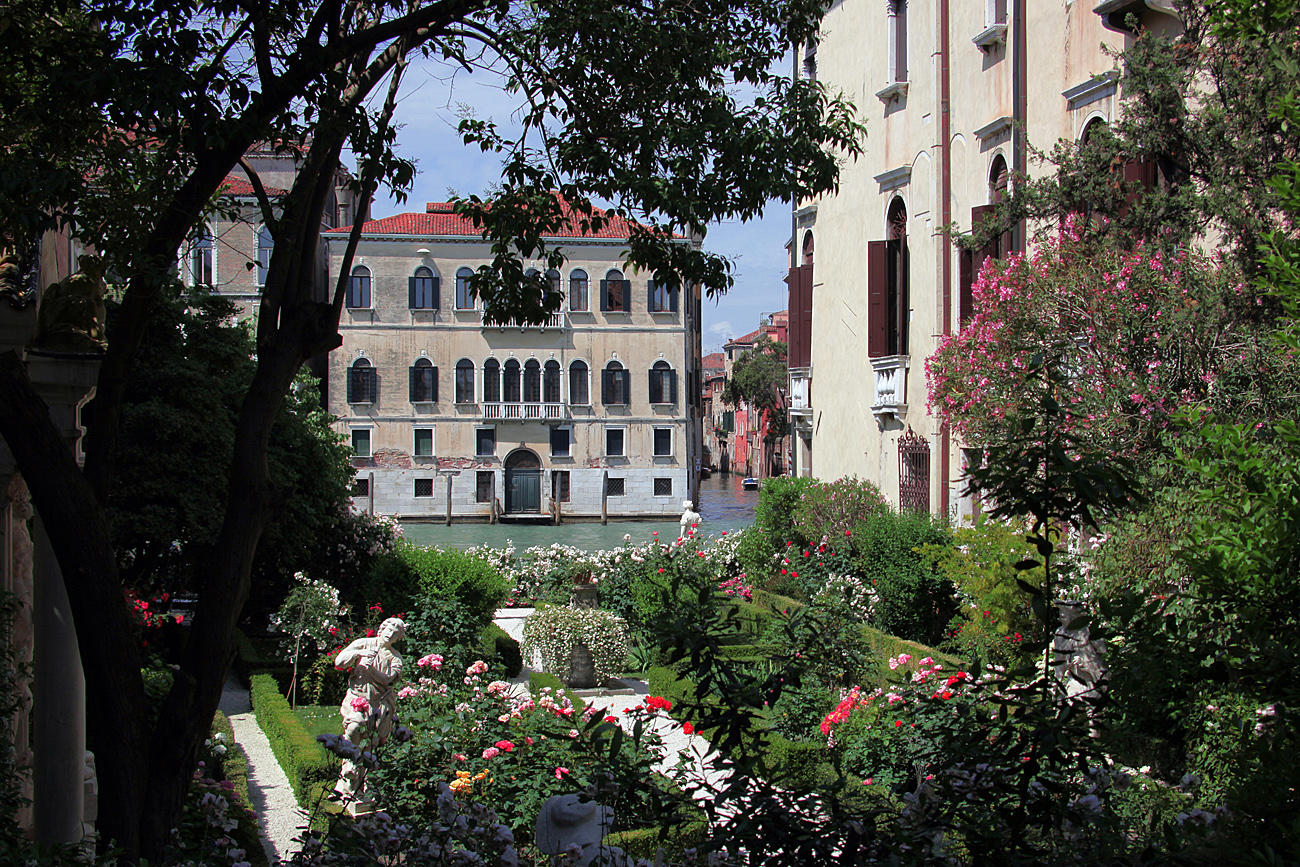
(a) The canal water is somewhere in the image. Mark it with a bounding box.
[401,471,761,551]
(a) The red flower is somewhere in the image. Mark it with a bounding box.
[781,569,788,575]
[791,572,798,578]
[495,740,515,752]
[845,530,852,536]
[895,720,903,727]
[682,722,694,734]
[941,691,952,700]
[366,628,376,637]
[604,716,618,724]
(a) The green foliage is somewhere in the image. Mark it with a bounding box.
[370,541,508,629]
[604,821,708,861]
[770,682,834,742]
[721,337,789,441]
[481,623,523,679]
[208,712,251,809]
[791,475,890,546]
[249,674,338,810]
[526,671,587,716]
[924,517,1044,666]
[850,510,955,647]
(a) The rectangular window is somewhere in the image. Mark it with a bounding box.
[351,428,371,458]
[552,470,571,503]
[570,365,590,405]
[351,477,370,497]
[409,274,439,309]
[890,0,908,83]
[605,477,625,497]
[602,368,631,405]
[600,279,632,312]
[414,427,434,457]
[654,477,673,497]
[653,427,672,457]
[570,273,589,311]
[988,0,1007,25]
[605,427,625,457]
[456,273,474,309]
[348,365,378,404]
[648,280,678,313]
[347,272,371,309]
[414,478,434,498]
[867,237,909,358]
[550,426,571,457]
[409,364,438,402]
[476,471,494,503]
[475,427,496,457]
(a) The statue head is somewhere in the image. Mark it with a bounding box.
[535,793,612,856]
[682,500,693,511]
[377,617,406,645]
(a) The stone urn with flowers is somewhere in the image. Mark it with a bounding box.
[567,572,599,687]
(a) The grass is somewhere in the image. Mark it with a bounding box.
[294,704,342,741]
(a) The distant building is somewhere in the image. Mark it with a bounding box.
[719,312,788,478]
[322,200,703,521]
[700,351,725,469]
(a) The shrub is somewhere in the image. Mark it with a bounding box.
[522,604,629,684]
[527,670,587,715]
[481,622,523,678]
[249,673,338,809]
[851,510,956,646]
[604,821,708,861]
[770,682,835,742]
[791,476,890,546]
[367,540,508,629]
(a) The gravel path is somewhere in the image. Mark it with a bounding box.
[220,675,304,864]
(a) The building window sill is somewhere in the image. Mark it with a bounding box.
[972,23,1007,50]
[875,81,909,104]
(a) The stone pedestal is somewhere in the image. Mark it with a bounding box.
[25,350,100,844]
[566,641,597,690]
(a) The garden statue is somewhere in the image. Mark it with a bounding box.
[679,500,701,537]
[29,254,108,353]
[334,616,406,810]
[536,793,629,867]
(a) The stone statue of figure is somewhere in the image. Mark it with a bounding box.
[334,617,405,808]
[535,794,629,867]
[679,500,702,537]
[29,254,108,353]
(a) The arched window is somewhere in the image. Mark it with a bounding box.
[546,269,562,306]
[602,360,630,405]
[456,266,475,310]
[503,359,521,403]
[455,359,475,404]
[190,224,213,287]
[523,359,541,403]
[888,0,908,84]
[348,357,377,404]
[886,198,908,356]
[569,269,589,312]
[483,358,501,403]
[569,360,590,406]
[410,266,439,310]
[648,360,677,405]
[409,357,437,403]
[347,265,371,309]
[989,154,1009,204]
[802,231,814,266]
[256,225,273,287]
[601,269,630,312]
[543,360,562,404]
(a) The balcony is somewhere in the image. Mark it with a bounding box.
[482,402,567,421]
[871,355,909,420]
[789,367,813,436]
[484,312,566,331]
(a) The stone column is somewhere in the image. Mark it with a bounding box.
[26,351,99,844]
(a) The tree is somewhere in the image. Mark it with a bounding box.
[723,336,790,442]
[0,0,866,856]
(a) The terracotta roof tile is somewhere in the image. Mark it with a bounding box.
[325,199,649,240]
[220,174,287,197]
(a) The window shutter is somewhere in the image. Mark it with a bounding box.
[409,365,419,401]
[647,281,656,312]
[602,369,612,404]
[648,369,658,403]
[900,235,910,357]
[620,369,631,404]
[669,370,678,404]
[431,367,439,402]
[669,285,678,313]
[432,276,441,310]
[867,240,888,357]
[348,368,360,402]
[959,249,974,323]
[364,368,377,403]
[621,280,632,312]
[408,277,417,309]
[599,280,609,311]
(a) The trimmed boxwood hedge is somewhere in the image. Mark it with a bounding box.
[211,711,252,808]
[605,820,708,860]
[249,673,339,810]
[481,622,523,678]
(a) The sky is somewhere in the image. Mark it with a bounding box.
[373,57,793,355]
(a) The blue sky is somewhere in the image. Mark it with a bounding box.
[374,58,793,355]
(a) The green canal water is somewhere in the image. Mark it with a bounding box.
[401,471,760,551]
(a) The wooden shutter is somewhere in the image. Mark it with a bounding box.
[1121,159,1159,215]
[599,280,609,311]
[348,367,361,402]
[621,280,632,312]
[364,368,377,403]
[867,240,888,357]
[648,368,659,403]
[669,285,678,312]
[432,276,441,310]
[648,281,657,312]
[409,365,419,401]
[899,234,910,357]
[431,367,438,402]
[619,369,631,404]
[669,370,678,404]
[602,369,613,403]
[408,277,417,309]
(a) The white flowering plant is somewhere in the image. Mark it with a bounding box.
[522,604,629,684]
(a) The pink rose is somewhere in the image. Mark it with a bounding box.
[555,767,569,779]
[350,696,370,713]
[481,747,500,760]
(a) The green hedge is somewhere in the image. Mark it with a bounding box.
[481,623,523,678]
[249,674,339,810]
[750,589,804,615]
[527,671,587,715]
[233,627,293,688]
[605,821,708,860]
[859,625,965,688]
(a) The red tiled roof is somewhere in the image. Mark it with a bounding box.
[702,351,726,369]
[726,328,763,347]
[325,199,649,240]
[220,174,287,197]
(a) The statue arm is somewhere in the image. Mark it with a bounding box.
[335,638,375,669]
[371,651,403,686]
